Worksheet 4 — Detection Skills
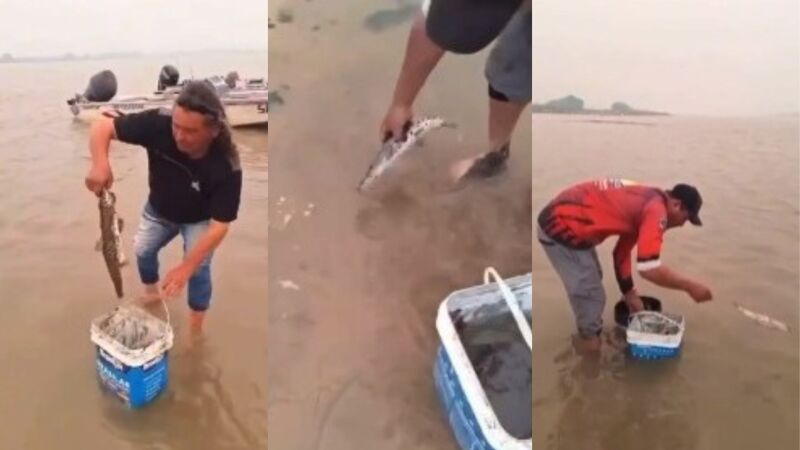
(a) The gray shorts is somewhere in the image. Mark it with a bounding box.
[484,7,531,103]
[424,0,531,103]
[538,227,606,337]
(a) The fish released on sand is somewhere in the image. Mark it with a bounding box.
[97,189,126,298]
[357,116,455,192]
[734,303,790,332]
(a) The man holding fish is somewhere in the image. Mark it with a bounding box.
[84,81,242,333]
[379,0,531,183]
[537,179,714,352]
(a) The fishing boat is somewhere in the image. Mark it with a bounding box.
[66,67,268,128]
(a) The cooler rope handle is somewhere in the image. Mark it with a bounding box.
[484,267,532,350]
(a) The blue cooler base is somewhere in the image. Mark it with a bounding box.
[95,346,169,409]
[629,343,681,360]
[434,346,495,450]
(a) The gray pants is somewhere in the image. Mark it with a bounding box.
[424,0,532,103]
[537,227,606,337]
[485,7,532,103]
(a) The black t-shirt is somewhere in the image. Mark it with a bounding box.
[114,108,242,224]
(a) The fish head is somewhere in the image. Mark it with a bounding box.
[357,140,397,192]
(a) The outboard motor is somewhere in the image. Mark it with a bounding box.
[157,65,180,91]
[224,71,240,89]
[83,70,117,102]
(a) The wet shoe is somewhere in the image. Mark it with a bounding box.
[450,143,510,186]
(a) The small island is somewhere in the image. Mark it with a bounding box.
[532,95,669,116]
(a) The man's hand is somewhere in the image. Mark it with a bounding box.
[379,104,413,142]
[86,117,117,195]
[686,282,713,303]
[85,163,113,195]
[163,220,230,299]
[624,289,645,312]
[161,263,195,298]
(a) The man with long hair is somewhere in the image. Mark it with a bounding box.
[85,81,242,333]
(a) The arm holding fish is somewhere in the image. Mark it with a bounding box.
[635,209,713,303]
[85,118,117,194]
[161,170,242,298]
[85,111,162,194]
[380,12,445,141]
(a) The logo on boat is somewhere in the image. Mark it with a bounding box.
[113,103,147,111]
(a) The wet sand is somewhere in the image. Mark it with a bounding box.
[267,1,531,448]
[531,114,799,450]
[0,52,267,449]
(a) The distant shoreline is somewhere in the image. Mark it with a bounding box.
[532,107,669,117]
[532,95,669,117]
[0,48,266,64]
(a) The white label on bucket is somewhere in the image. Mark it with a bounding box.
[99,348,125,371]
[97,360,131,392]
[143,354,164,371]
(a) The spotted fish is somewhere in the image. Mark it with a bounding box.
[357,116,455,192]
[97,189,126,298]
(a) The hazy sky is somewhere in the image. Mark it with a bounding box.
[534,0,799,115]
[0,0,267,56]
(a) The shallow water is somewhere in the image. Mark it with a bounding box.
[532,114,800,450]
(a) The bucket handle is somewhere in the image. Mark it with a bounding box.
[484,267,532,350]
[121,296,171,327]
[160,297,171,327]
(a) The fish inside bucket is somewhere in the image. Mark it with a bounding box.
[97,304,168,351]
[628,311,683,336]
[455,303,532,440]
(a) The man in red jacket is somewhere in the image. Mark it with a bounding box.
[538,179,713,352]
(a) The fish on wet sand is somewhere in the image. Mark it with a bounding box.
[357,116,456,192]
[97,189,126,298]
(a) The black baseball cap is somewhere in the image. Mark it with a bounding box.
[425,0,523,54]
[669,184,703,226]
